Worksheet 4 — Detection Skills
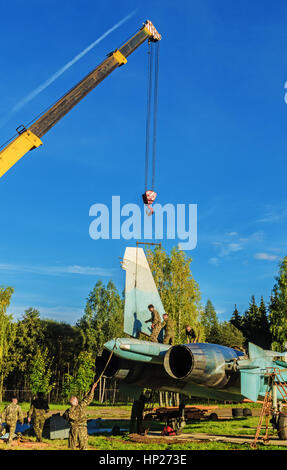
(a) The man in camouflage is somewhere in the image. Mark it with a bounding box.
[145,304,161,342]
[161,313,175,345]
[27,392,49,442]
[63,382,97,450]
[1,397,24,445]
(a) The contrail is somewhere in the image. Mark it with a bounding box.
[1,10,137,127]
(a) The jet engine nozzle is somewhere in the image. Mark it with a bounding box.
[164,343,240,388]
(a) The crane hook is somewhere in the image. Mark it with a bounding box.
[142,190,157,216]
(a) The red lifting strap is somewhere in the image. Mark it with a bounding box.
[142,190,157,216]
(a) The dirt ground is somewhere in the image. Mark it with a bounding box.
[0,405,280,451]
[0,438,50,449]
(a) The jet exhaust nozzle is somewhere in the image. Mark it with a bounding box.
[164,343,239,388]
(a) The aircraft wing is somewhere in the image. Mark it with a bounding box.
[96,337,245,401]
[98,338,287,403]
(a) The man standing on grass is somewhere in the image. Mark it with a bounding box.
[1,396,24,445]
[129,393,149,435]
[27,392,49,442]
[63,382,97,450]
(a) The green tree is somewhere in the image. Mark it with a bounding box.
[77,281,124,356]
[241,295,259,345]
[29,347,54,395]
[63,351,95,400]
[269,256,287,351]
[216,322,244,348]
[8,308,44,391]
[0,287,15,401]
[201,299,220,343]
[40,320,84,400]
[257,297,271,349]
[239,295,270,348]
[146,245,202,344]
[230,305,242,330]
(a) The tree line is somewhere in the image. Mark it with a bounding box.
[1,246,287,402]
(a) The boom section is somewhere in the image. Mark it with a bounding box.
[0,20,161,178]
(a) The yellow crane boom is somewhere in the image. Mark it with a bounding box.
[0,20,161,178]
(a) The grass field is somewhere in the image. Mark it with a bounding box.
[0,402,286,451]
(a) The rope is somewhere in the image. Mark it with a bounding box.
[94,343,116,387]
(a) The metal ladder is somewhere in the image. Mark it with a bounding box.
[251,367,287,448]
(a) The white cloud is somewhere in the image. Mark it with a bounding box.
[209,257,219,266]
[221,242,243,255]
[257,205,287,223]
[254,253,279,261]
[0,263,114,277]
[211,231,264,262]
[216,309,226,315]
[226,232,238,236]
[213,241,244,257]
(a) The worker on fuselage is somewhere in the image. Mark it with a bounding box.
[185,325,197,343]
[145,304,161,342]
[161,313,175,345]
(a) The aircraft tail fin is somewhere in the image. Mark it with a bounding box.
[122,247,165,338]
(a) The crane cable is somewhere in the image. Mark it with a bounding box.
[143,40,160,215]
[152,41,160,191]
[144,40,153,192]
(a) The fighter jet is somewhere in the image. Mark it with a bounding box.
[96,247,287,438]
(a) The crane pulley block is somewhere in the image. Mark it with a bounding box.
[142,190,157,216]
[143,20,162,42]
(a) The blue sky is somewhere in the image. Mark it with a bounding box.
[1,0,287,324]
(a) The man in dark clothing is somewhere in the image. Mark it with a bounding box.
[129,393,149,435]
[27,392,49,442]
[161,313,175,345]
[185,325,197,343]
